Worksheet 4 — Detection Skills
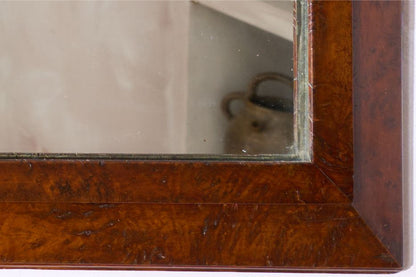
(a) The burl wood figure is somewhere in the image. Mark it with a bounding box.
[0,0,403,273]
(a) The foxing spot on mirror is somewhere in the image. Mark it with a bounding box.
[0,0,309,159]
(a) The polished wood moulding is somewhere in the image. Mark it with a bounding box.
[0,203,400,272]
[0,0,403,273]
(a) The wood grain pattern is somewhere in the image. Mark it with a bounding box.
[352,0,403,265]
[0,160,348,203]
[0,203,399,271]
[311,1,353,198]
[0,0,404,272]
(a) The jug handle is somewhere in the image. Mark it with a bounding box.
[247,72,293,100]
[221,91,245,120]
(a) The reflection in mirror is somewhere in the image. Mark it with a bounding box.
[0,0,308,159]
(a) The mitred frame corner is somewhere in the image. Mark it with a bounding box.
[0,0,403,272]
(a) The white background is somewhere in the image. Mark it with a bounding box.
[1,1,415,277]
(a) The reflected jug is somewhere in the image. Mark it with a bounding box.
[222,73,294,154]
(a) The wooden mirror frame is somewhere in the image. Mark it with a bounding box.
[0,0,403,273]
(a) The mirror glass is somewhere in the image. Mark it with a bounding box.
[0,0,309,159]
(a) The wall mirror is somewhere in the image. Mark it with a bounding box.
[0,0,309,160]
[0,0,404,273]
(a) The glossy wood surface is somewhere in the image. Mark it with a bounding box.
[353,0,403,265]
[0,203,399,271]
[0,0,403,272]
[311,0,353,199]
[0,160,348,203]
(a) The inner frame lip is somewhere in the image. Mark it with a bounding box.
[0,152,304,162]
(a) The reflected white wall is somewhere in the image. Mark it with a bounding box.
[0,1,189,153]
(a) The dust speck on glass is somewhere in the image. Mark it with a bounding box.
[0,0,310,161]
